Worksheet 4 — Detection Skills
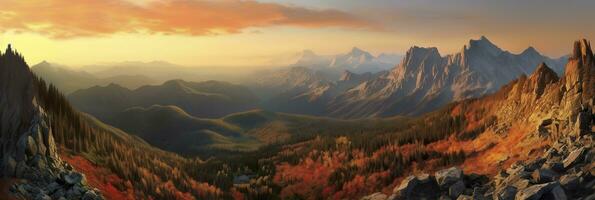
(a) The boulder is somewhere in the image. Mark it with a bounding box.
[531,169,558,183]
[559,174,579,191]
[563,147,585,168]
[448,181,465,198]
[543,161,564,172]
[62,172,86,186]
[544,185,567,200]
[435,167,463,188]
[526,158,546,171]
[393,175,420,196]
[82,190,102,200]
[495,186,517,200]
[18,135,38,158]
[393,174,439,199]
[515,182,558,200]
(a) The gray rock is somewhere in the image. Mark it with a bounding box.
[34,193,51,200]
[559,174,579,191]
[50,189,65,199]
[515,182,557,200]
[543,161,564,172]
[546,185,567,200]
[495,186,517,200]
[436,167,463,188]
[45,130,58,158]
[31,125,47,156]
[526,158,546,171]
[563,147,585,168]
[46,182,61,193]
[449,180,465,198]
[532,169,558,183]
[82,190,102,200]
[30,155,47,169]
[393,175,420,197]
[62,172,86,185]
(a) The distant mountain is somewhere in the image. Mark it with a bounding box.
[31,61,158,94]
[262,70,382,115]
[68,79,260,120]
[84,61,254,83]
[291,47,400,75]
[327,36,568,118]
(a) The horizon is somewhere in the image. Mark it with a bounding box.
[0,35,579,69]
[1,0,594,67]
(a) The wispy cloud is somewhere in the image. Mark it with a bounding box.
[0,0,372,38]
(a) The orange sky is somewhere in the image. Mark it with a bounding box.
[0,0,593,67]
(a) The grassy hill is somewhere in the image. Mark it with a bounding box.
[68,79,260,120]
[103,105,412,156]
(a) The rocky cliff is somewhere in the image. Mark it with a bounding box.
[359,39,594,200]
[0,46,102,199]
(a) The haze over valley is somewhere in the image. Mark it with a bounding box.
[0,1,593,200]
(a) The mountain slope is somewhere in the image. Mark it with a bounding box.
[32,61,158,94]
[1,45,230,199]
[68,79,259,120]
[328,36,568,118]
[265,39,593,199]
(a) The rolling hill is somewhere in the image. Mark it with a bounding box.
[68,79,260,120]
[31,61,159,94]
[104,104,411,156]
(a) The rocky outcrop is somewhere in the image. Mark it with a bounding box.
[361,134,593,200]
[0,46,102,199]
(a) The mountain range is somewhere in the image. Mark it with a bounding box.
[31,61,159,94]
[288,47,400,80]
[0,38,592,199]
[259,36,569,118]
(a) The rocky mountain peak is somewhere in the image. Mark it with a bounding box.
[531,63,558,80]
[528,63,559,98]
[521,46,541,57]
[467,36,504,56]
[401,46,441,67]
[571,39,594,61]
[565,39,594,98]
[0,45,103,199]
[349,47,367,56]
[339,70,356,81]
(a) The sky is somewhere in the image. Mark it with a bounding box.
[0,0,594,68]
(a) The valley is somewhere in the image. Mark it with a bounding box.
[0,5,593,199]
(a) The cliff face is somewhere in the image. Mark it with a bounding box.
[0,46,102,199]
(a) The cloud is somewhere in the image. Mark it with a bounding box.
[0,0,371,38]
